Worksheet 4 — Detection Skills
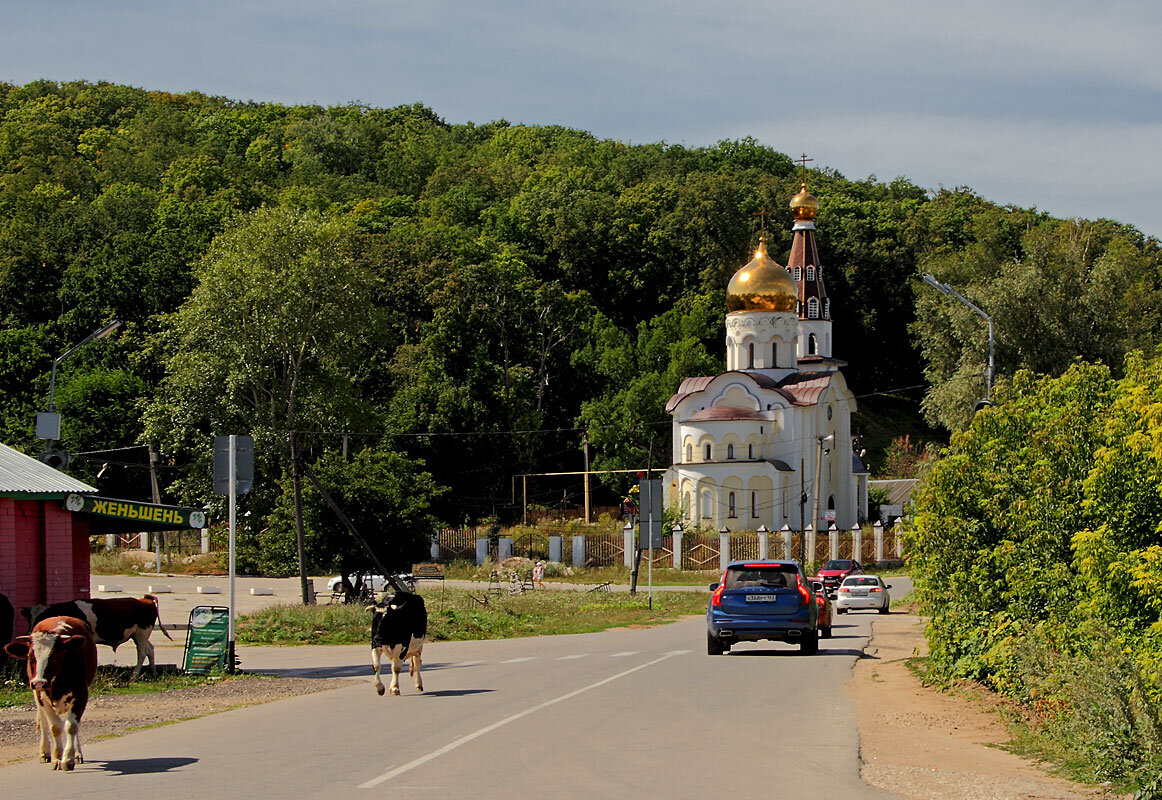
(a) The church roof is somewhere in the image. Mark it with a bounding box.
[666,370,833,413]
[688,406,769,422]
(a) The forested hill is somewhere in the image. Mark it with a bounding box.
[2,80,1160,527]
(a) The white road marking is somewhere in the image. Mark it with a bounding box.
[358,650,685,789]
[557,654,587,660]
[609,651,639,657]
[501,657,535,664]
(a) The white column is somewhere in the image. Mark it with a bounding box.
[851,524,862,564]
[873,521,884,563]
[806,524,817,567]
[623,521,634,568]
[828,523,839,561]
[781,524,793,560]
[757,525,769,560]
[719,528,731,570]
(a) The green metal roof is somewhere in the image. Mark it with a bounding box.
[0,443,97,497]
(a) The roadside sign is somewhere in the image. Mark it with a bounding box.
[638,478,664,548]
[183,606,230,673]
[214,435,254,495]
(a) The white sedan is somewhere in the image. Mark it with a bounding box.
[834,574,892,614]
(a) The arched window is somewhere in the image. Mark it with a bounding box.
[701,491,712,518]
[727,443,735,460]
[728,492,736,518]
[808,333,817,355]
[793,266,802,281]
[772,343,777,365]
[806,266,815,282]
[704,443,712,461]
[807,297,819,319]
[748,443,754,459]
[747,342,754,368]
[750,491,758,518]
[686,443,692,462]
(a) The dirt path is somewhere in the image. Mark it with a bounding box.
[848,612,1117,799]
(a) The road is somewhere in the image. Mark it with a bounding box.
[0,611,906,798]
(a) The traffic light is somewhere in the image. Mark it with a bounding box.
[39,450,71,470]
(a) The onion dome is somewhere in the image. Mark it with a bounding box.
[726,235,798,313]
[790,182,818,221]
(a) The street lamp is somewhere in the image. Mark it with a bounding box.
[36,319,122,464]
[922,274,993,404]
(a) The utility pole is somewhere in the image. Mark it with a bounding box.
[799,460,806,564]
[290,431,312,605]
[583,429,591,524]
[812,433,835,547]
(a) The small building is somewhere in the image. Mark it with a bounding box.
[1,442,208,636]
[0,442,97,632]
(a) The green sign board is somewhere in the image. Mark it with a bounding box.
[66,494,206,529]
[183,606,230,673]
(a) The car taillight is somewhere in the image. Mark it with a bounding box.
[839,587,850,593]
[796,575,810,606]
[711,574,727,607]
[870,587,882,593]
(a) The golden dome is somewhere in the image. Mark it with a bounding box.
[726,235,798,313]
[790,182,818,221]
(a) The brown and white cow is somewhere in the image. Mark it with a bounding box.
[367,590,427,696]
[4,616,98,771]
[23,595,173,679]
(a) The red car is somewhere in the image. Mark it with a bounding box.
[808,577,833,638]
[817,559,863,597]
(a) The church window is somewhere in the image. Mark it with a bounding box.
[772,343,777,364]
[748,343,754,368]
[727,443,735,460]
[751,491,758,518]
[794,266,802,281]
[728,492,736,518]
[701,491,712,518]
[686,443,692,462]
[808,297,819,319]
[704,443,712,461]
[748,443,754,459]
[806,266,815,282]
[808,333,817,355]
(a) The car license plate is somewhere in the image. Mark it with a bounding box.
[851,589,868,597]
[745,595,779,603]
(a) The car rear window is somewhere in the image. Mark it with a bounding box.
[843,576,879,586]
[823,560,852,570]
[724,565,798,590]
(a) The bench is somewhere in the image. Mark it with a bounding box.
[412,563,446,583]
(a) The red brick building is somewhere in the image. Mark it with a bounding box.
[0,442,97,636]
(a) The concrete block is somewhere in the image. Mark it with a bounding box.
[249,587,275,596]
[148,585,173,593]
[97,584,123,592]
[197,586,222,594]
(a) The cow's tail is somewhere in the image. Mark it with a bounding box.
[145,594,174,640]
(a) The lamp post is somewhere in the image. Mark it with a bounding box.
[922,274,993,403]
[812,433,835,551]
[37,319,122,463]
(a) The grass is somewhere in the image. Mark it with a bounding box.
[0,664,242,709]
[236,586,709,645]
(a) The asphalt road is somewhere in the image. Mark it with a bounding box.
[1,612,904,798]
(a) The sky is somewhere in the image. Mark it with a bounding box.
[3,0,1160,238]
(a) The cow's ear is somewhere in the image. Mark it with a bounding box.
[61,635,88,651]
[4,637,31,660]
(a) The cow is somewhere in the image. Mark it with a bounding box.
[367,590,427,696]
[4,615,98,771]
[22,595,173,679]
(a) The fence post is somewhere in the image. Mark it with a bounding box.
[719,527,730,570]
[806,524,816,568]
[572,535,586,568]
[671,526,683,569]
[780,524,792,560]
[623,521,634,568]
[851,524,862,564]
[828,523,839,561]
[873,521,884,563]
[894,522,904,559]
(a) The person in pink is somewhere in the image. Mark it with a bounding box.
[532,560,545,589]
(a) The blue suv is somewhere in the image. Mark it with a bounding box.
[707,560,819,655]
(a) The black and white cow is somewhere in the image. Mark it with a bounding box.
[5,615,98,771]
[23,595,173,679]
[367,590,427,696]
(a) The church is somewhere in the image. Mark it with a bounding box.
[663,180,869,533]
